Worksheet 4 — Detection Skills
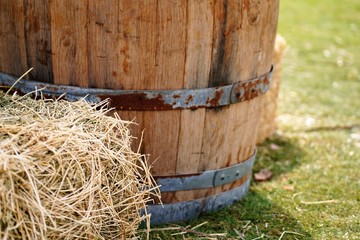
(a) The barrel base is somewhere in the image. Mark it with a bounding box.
[146,177,251,225]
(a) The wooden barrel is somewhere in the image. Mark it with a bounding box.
[0,0,279,224]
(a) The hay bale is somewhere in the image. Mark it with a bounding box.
[0,92,158,239]
[256,34,287,144]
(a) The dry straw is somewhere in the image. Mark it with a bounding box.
[0,91,159,239]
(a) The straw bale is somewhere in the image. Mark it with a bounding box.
[257,34,287,144]
[0,91,158,239]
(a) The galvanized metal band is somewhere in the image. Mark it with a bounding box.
[145,176,251,225]
[0,65,273,110]
[154,149,256,192]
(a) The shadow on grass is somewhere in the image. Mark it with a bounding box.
[200,190,312,239]
[144,133,312,239]
[254,132,306,179]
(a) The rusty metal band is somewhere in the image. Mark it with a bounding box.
[154,149,256,192]
[145,177,251,225]
[0,65,273,110]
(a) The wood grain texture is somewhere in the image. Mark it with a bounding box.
[141,0,187,175]
[176,0,213,175]
[24,0,53,82]
[87,0,120,88]
[116,0,158,153]
[50,0,88,86]
[172,0,214,201]
[0,0,27,76]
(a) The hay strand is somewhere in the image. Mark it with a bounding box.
[5,67,33,95]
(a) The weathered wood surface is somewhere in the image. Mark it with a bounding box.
[0,0,279,203]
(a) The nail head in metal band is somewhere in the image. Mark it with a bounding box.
[144,177,251,225]
[0,65,273,110]
[154,149,256,192]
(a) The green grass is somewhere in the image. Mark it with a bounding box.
[143,0,360,239]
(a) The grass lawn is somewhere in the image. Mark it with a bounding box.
[145,0,360,239]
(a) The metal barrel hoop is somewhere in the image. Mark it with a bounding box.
[146,150,257,225]
[0,65,273,110]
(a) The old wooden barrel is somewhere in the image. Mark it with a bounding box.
[0,0,279,224]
